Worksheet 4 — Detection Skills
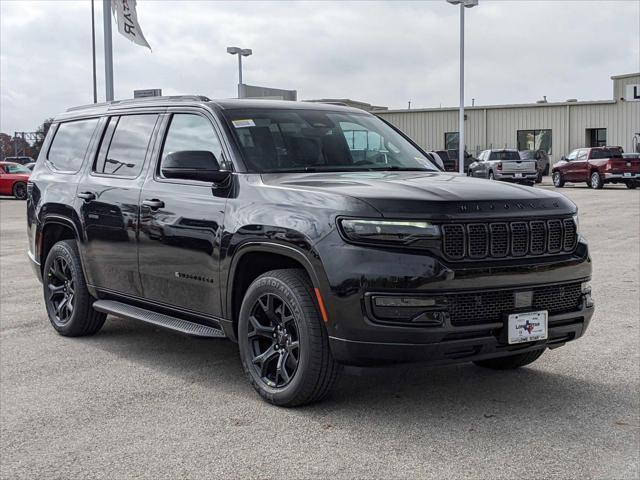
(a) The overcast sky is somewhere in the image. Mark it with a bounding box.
[1,0,638,132]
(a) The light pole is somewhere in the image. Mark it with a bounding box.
[227,46,253,98]
[446,0,478,174]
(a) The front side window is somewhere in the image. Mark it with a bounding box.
[160,114,223,174]
[223,109,437,173]
[516,129,552,154]
[94,114,158,177]
[48,118,99,172]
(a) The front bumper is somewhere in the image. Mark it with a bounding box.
[329,303,593,365]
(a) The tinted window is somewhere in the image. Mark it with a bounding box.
[94,115,157,177]
[5,164,31,174]
[160,114,223,173]
[489,150,520,161]
[590,147,622,159]
[223,109,437,173]
[48,119,99,172]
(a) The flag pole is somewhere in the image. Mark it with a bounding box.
[91,0,97,103]
[103,0,114,101]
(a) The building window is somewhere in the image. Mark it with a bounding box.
[586,128,607,147]
[445,132,459,150]
[516,129,552,154]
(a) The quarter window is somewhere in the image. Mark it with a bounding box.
[516,129,552,154]
[47,118,99,172]
[94,114,158,177]
[160,114,223,173]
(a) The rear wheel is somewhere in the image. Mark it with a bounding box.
[552,171,564,187]
[238,269,341,407]
[12,182,27,200]
[590,171,604,189]
[473,348,545,370]
[43,240,106,336]
[535,171,543,183]
[626,181,637,189]
[488,171,495,180]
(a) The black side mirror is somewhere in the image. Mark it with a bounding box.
[161,150,230,183]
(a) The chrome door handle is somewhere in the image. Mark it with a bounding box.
[142,199,164,209]
[77,191,96,201]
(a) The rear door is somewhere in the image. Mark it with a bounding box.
[138,110,229,317]
[76,113,161,297]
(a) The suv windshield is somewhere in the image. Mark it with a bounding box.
[223,109,437,173]
[489,150,520,161]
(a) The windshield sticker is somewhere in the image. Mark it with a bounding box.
[232,119,256,128]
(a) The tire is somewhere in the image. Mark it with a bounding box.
[543,164,550,176]
[552,171,564,188]
[590,171,604,189]
[535,171,543,184]
[473,348,545,370]
[12,181,27,200]
[523,181,535,187]
[238,269,341,407]
[488,171,495,180]
[43,240,106,336]
[626,181,637,189]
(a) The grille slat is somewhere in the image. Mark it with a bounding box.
[442,218,577,260]
[446,282,583,326]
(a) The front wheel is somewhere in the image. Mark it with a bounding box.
[626,181,637,189]
[488,171,495,180]
[473,348,545,370]
[590,171,604,189]
[43,240,106,336]
[552,171,564,188]
[238,269,341,407]
[12,181,27,200]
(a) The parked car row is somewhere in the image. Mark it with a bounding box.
[552,146,639,189]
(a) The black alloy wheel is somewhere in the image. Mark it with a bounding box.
[247,292,300,388]
[45,256,75,325]
[13,182,27,200]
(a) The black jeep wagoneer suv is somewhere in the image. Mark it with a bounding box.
[27,96,594,406]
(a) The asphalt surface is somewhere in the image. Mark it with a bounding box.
[1,180,639,479]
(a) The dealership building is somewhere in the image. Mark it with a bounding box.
[374,73,640,163]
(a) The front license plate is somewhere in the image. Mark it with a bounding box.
[508,311,548,344]
[515,173,523,178]
[624,172,631,177]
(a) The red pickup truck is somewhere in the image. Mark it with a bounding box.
[552,147,640,189]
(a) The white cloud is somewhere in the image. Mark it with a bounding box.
[1,0,638,132]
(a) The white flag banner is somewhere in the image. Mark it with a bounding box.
[112,0,151,51]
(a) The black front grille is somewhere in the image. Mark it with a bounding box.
[445,282,583,326]
[442,218,578,260]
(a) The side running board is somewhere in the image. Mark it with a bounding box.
[92,300,226,338]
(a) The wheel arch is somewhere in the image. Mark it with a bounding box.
[39,215,81,274]
[225,242,323,342]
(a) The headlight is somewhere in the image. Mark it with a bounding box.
[339,219,440,246]
[573,214,580,235]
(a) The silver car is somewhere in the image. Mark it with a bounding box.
[468,149,538,185]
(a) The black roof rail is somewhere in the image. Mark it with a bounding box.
[66,95,211,112]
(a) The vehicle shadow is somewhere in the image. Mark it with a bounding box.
[84,316,627,432]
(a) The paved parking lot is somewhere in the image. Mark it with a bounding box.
[1,182,638,480]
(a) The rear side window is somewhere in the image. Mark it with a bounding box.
[47,118,99,172]
[94,114,158,177]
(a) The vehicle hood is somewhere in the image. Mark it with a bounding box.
[262,171,576,219]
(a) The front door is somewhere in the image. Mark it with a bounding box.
[138,112,228,317]
[569,149,590,181]
[76,113,160,297]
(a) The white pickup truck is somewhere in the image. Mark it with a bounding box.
[468,149,538,186]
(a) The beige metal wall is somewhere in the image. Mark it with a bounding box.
[378,74,640,163]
